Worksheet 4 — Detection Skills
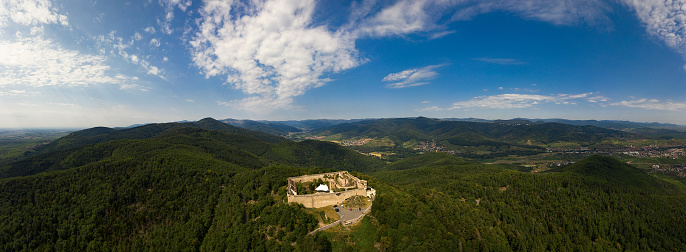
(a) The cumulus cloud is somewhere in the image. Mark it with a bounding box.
[382,64,445,88]
[190,0,359,112]
[0,0,69,27]
[611,98,686,111]
[0,34,129,87]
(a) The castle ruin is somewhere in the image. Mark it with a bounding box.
[287,171,376,208]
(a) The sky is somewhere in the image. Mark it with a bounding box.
[1,0,686,128]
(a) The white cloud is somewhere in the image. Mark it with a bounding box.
[191,0,359,112]
[445,92,605,110]
[622,0,686,58]
[134,32,142,41]
[351,0,610,40]
[357,0,435,37]
[120,83,150,92]
[451,94,561,109]
[96,31,165,79]
[150,38,161,47]
[382,64,444,88]
[144,26,156,34]
[0,0,69,27]
[611,98,686,111]
[0,34,129,87]
[451,0,610,25]
[158,0,192,21]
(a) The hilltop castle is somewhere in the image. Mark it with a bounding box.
[287,171,376,208]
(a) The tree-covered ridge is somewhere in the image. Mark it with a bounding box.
[366,154,686,251]
[32,117,286,156]
[313,117,632,146]
[1,125,384,179]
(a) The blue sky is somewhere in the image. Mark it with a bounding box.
[1,0,686,128]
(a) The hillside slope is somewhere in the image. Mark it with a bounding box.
[365,154,686,251]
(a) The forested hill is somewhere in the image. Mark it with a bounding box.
[33,117,285,155]
[0,125,383,179]
[368,154,686,251]
[0,123,385,250]
[312,117,632,146]
[552,155,681,194]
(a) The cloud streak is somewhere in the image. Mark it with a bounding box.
[474,57,525,65]
[611,98,686,111]
[382,64,445,88]
[418,92,608,111]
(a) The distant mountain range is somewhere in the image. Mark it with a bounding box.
[309,117,634,148]
[211,117,685,136]
[445,118,686,130]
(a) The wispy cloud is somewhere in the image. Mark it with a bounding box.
[382,64,445,88]
[474,57,525,65]
[418,92,608,111]
[451,0,610,25]
[451,94,565,109]
[95,31,165,80]
[0,89,25,96]
[611,98,686,111]
[120,83,150,92]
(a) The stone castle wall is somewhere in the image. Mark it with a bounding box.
[287,189,368,208]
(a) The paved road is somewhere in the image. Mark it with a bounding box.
[310,220,341,234]
[336,205,366,224]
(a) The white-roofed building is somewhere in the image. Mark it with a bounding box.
[315,184,329,192]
